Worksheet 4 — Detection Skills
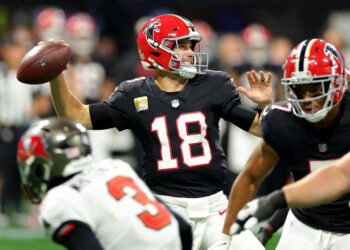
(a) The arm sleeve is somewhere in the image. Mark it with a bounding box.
[226,103,257,131]
[214,73,257,131]
[268,208,289,231]
[89,84,133,131]
[53,221,103,250]
[89,103,115,130]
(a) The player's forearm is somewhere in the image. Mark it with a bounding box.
[50,73,92,129]
[222,172,259,235]
[284,162,350,208]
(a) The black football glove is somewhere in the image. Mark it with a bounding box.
[257,226,273,245]
[229,190,287,235]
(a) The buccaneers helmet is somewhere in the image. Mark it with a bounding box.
[137,14,208,79]
[17,118,91,203]
[282,39,346,123]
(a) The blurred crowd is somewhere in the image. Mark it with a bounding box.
[0,5,349,229]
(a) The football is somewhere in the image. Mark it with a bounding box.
[16,42,71,84]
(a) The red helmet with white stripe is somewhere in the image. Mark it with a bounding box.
[137,14,208,79]
[282,39,346,123]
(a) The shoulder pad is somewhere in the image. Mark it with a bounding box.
[260,101,292,121]
[38,187,89,237]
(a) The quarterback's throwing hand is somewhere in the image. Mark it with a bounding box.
[229,190,288,235]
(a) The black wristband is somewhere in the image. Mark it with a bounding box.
[269,190,288,209]
[257,227,273,246]
[255,190,287,220]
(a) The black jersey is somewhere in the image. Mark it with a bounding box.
[90,70,257,198]
[261,96,350,233]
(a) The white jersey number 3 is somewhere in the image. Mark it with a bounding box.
[151,112,212,170]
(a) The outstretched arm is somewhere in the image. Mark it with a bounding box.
[50,73,92,129]
[222,139,279,235]
[284,151,350,207]
[39,40,92,129]
[229,152,350,233]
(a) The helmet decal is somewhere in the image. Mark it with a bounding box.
[18,136,49,162]
[16,118,92,204]
[144,22,161,49]
[296,39,312,72]
[324,43,343,71]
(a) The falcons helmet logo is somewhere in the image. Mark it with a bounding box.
[144,22,161,49]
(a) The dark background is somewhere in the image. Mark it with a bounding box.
[2,0,350,53]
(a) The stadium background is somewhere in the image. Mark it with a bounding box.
[1,1,350,249]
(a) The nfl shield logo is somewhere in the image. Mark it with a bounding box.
[171,99,180,108]
[318,143,327,153]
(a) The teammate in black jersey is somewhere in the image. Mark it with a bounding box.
[47,14,272,250]
[211,39,350,250]
[219,151,350,248]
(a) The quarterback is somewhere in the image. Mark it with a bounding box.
[47,14,272,249]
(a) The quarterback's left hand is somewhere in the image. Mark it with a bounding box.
[229,190,287,235]
[238,70,273,109]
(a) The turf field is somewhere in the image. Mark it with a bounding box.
[0,227,64,250]
[0,226,281,250]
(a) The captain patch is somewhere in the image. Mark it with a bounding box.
[134,96,148,112]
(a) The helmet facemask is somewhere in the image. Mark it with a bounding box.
[282,71,343,123]
[282,39,346,123]
[167,38,208,79]
[17,118,92,204]
[19,156,52,204]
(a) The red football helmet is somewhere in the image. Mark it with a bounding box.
[282,39,346,123]
[241,23,271,49]
[66,12,99,56]
[34,7,66,41]
[137,14,208,79]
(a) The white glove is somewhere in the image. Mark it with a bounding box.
[229,190,287,235]
[208,233,232,250]
[229,199,259,235]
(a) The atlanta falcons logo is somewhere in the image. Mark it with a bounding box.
[325,43,343,70]
[144,22,161,49]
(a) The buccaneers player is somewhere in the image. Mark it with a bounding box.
[17,118,192,250]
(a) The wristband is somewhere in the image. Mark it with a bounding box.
[269,190,287,209]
